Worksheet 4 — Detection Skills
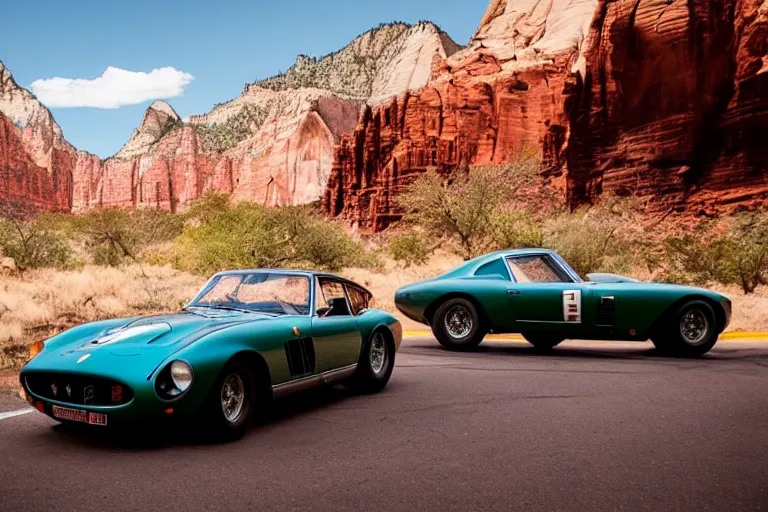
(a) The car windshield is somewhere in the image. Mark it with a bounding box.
[189,272,311,315]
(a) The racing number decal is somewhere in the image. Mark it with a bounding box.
[563,290,582,323]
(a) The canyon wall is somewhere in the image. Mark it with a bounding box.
[0,61,74,211]
[323,0,768,230]
[2,22,461,214]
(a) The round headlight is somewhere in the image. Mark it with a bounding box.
[170,360,193,392]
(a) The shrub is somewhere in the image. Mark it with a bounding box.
[543,206,636,278]
[0,217,73,271]
[389,232,431,267]
[399,153,543,260]
[488,211,544,251]
[171,203,370,274]
[184,191,232,225]
[73,208,183,266]
[663,211,768,293]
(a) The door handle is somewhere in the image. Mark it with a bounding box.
[507,289,521,295]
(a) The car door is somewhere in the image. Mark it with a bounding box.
[505,254,591,334]
[310,277,364,372]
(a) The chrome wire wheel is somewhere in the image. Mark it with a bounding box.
[444,305,473,339]
[220,374,245,423]
[370,333,388,375]
[680,309,709,346]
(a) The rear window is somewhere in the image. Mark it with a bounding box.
[346,285,371,315]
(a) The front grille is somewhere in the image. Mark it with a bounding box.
[596,296,616,326]
[24,372,134,406]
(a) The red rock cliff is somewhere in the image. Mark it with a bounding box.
[0,59,75,212]
[323,0,768,230]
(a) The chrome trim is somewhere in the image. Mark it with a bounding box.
[550,253,583,283]
[271,364,357,399]
[501,256,518,283]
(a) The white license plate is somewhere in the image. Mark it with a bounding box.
[52,405,108,426]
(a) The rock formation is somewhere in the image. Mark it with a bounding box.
[3,22,460,213]
[324,0,768,230]
[0,61,75,211]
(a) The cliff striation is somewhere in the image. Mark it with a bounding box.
[2,22,458,214]
[0,61,75,211]
[323,0,768,230]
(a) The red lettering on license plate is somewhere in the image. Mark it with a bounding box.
[52,406,107,426]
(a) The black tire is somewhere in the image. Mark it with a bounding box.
[431,298,487,351]
[657,300,719,357]
[347,330,395,394]
[650,334,672,352]
[205,360,255,441]
[522,332,565,351]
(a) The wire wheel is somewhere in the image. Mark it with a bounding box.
[370,332,388,375]
[220,373,245,423]
[679,309,709,346]
[444,305,473,339]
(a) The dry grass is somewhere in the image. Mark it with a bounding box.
[1,255,766,371]
[0,265,205,369]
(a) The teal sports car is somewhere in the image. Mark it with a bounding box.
[394,249,732,357]
[21,270,402,439]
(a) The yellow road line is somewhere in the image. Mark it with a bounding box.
[402,329,768,342]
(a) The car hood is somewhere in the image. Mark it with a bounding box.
[23,310,273,376]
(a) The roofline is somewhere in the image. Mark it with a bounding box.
[210,269,373,296]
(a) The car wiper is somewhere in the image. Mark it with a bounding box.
[186,305,263,315]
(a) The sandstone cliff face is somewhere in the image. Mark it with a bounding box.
[67,22,460,212]
[0,61,74,211]
[324,0,768,230]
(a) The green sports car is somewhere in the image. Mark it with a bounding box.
[20,270,402,439]
[394,249,732,357]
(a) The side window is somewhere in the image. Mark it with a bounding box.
[316,279,352,317]
[345,285,371,315]
[506,255,572,283]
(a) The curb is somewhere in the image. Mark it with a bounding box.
[402,329,768,342]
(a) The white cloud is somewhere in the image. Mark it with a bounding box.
[29,66,194,109]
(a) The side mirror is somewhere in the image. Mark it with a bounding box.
[316,307,331,317]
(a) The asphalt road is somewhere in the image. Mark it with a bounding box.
[1,337,767,512]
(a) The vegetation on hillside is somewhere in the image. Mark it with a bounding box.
[255,22,413,98]
[190,104,272,152]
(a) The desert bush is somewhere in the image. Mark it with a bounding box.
[488,211,544,251]
[543,204,639,278]
[399,151,543,260]
[389,232,431,267]
[171,203,370,274]
[663,211,768,294]
[73,208,183,266]
[0,213,75,271]
[184,191,232,225]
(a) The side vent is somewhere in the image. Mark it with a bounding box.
[284,338,315,377]
[596,296,616,326]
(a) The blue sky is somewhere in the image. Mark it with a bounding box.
[1,0,484,158]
